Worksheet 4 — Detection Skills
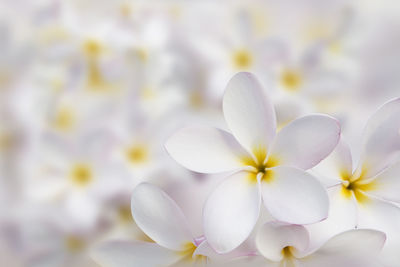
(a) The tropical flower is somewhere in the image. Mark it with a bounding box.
[308,97,400,265]
[228,222,385,267]
[166,72,341,253]
[92,183,212,267]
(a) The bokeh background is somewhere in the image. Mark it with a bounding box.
[1,0,400,266]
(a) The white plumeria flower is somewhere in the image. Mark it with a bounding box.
[308,97,400,265]
[92,183,214,267]
[166,72,341,253]
[228,222,385,267]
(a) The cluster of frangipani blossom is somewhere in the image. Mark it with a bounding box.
[1,1,400,267]
[91,72,400,267]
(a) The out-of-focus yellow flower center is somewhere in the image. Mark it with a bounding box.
[0,132,13,151]
[241,147,280,183]
[120,4,132,17]
[53,108,75,132]
[70,163,93,186]
[86,60,107,90]
[329,41,342,54]
[141,87,156,100]
[126,144,149,164]
[136,48,148,63]
[177,242,207,263]
[83,40,102,58]
[118,205,132,223]
[340,168,376,204]
[65,236,86,253]
[281,69,302,91]
[189,91,204,108]
[82,40,113,92]
[232,49,253,69]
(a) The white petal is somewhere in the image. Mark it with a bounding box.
[261,166,329,224]
[355,194,400,267]
[270,114,341,170]
[357,195,400,247]
[300,229,385,267]
[256,222,309,262]
[311,139,353,185]
[91,241,179,267]
[131,183,193,251]
[368,161,400,203]
[223,72,276,155]
[306,186,358,248]
[165,127,246,173]
[203,171,261,253]
[358,97,400,178]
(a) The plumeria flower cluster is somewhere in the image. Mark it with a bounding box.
[92,72,400,267]
[2,1,400,267]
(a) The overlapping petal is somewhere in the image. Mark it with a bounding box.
[368,162,400,203]
[261,166,329,224]
[300,230,386,267]
[270,114,341,170]
[256,222,309,262]
[131,183,193,251]
[223,72,276,155]
[312,139,353,184]
[358,97,400,178]
[203,171,262,253]
[306,186,358,248]
[165,126,246,173]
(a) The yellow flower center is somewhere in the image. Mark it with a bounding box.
[241,147,280,183]
[0,132,13,151]
[136,48,148,63]
[340,168,376,204]
[232,49,253,69]
[83,40,102,58]
[126,144,149,164]
[189,91,204,108]
[177,242,207,264]
[281,69,302,91]
[86,59,108,90]
[65,236,86,253]
[70,163,93,187]
[280,246,296,266]
[120,4,132,17]
[53,108,75,132]
[118,205,132,223]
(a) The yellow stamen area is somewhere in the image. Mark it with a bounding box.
[189,91,204,109]
[86,59,110,92]
[65,236,85,253]
[53,108,75,132]
[126,144,149,164]
[281,69,302,91]
[329,41,342,54]
[120,4,132,17]
[0,133,13,151]
[70,163,93,187]
[232,49,253,69]
[340,168,377,204]
[241,147,280,184]
[280,246,296,267]
[118,205,132,223]
[136,48,148,63]
[83,40,102,58]
[282,246,293,258]
[177,242,207,263]
[141,87,156,100]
